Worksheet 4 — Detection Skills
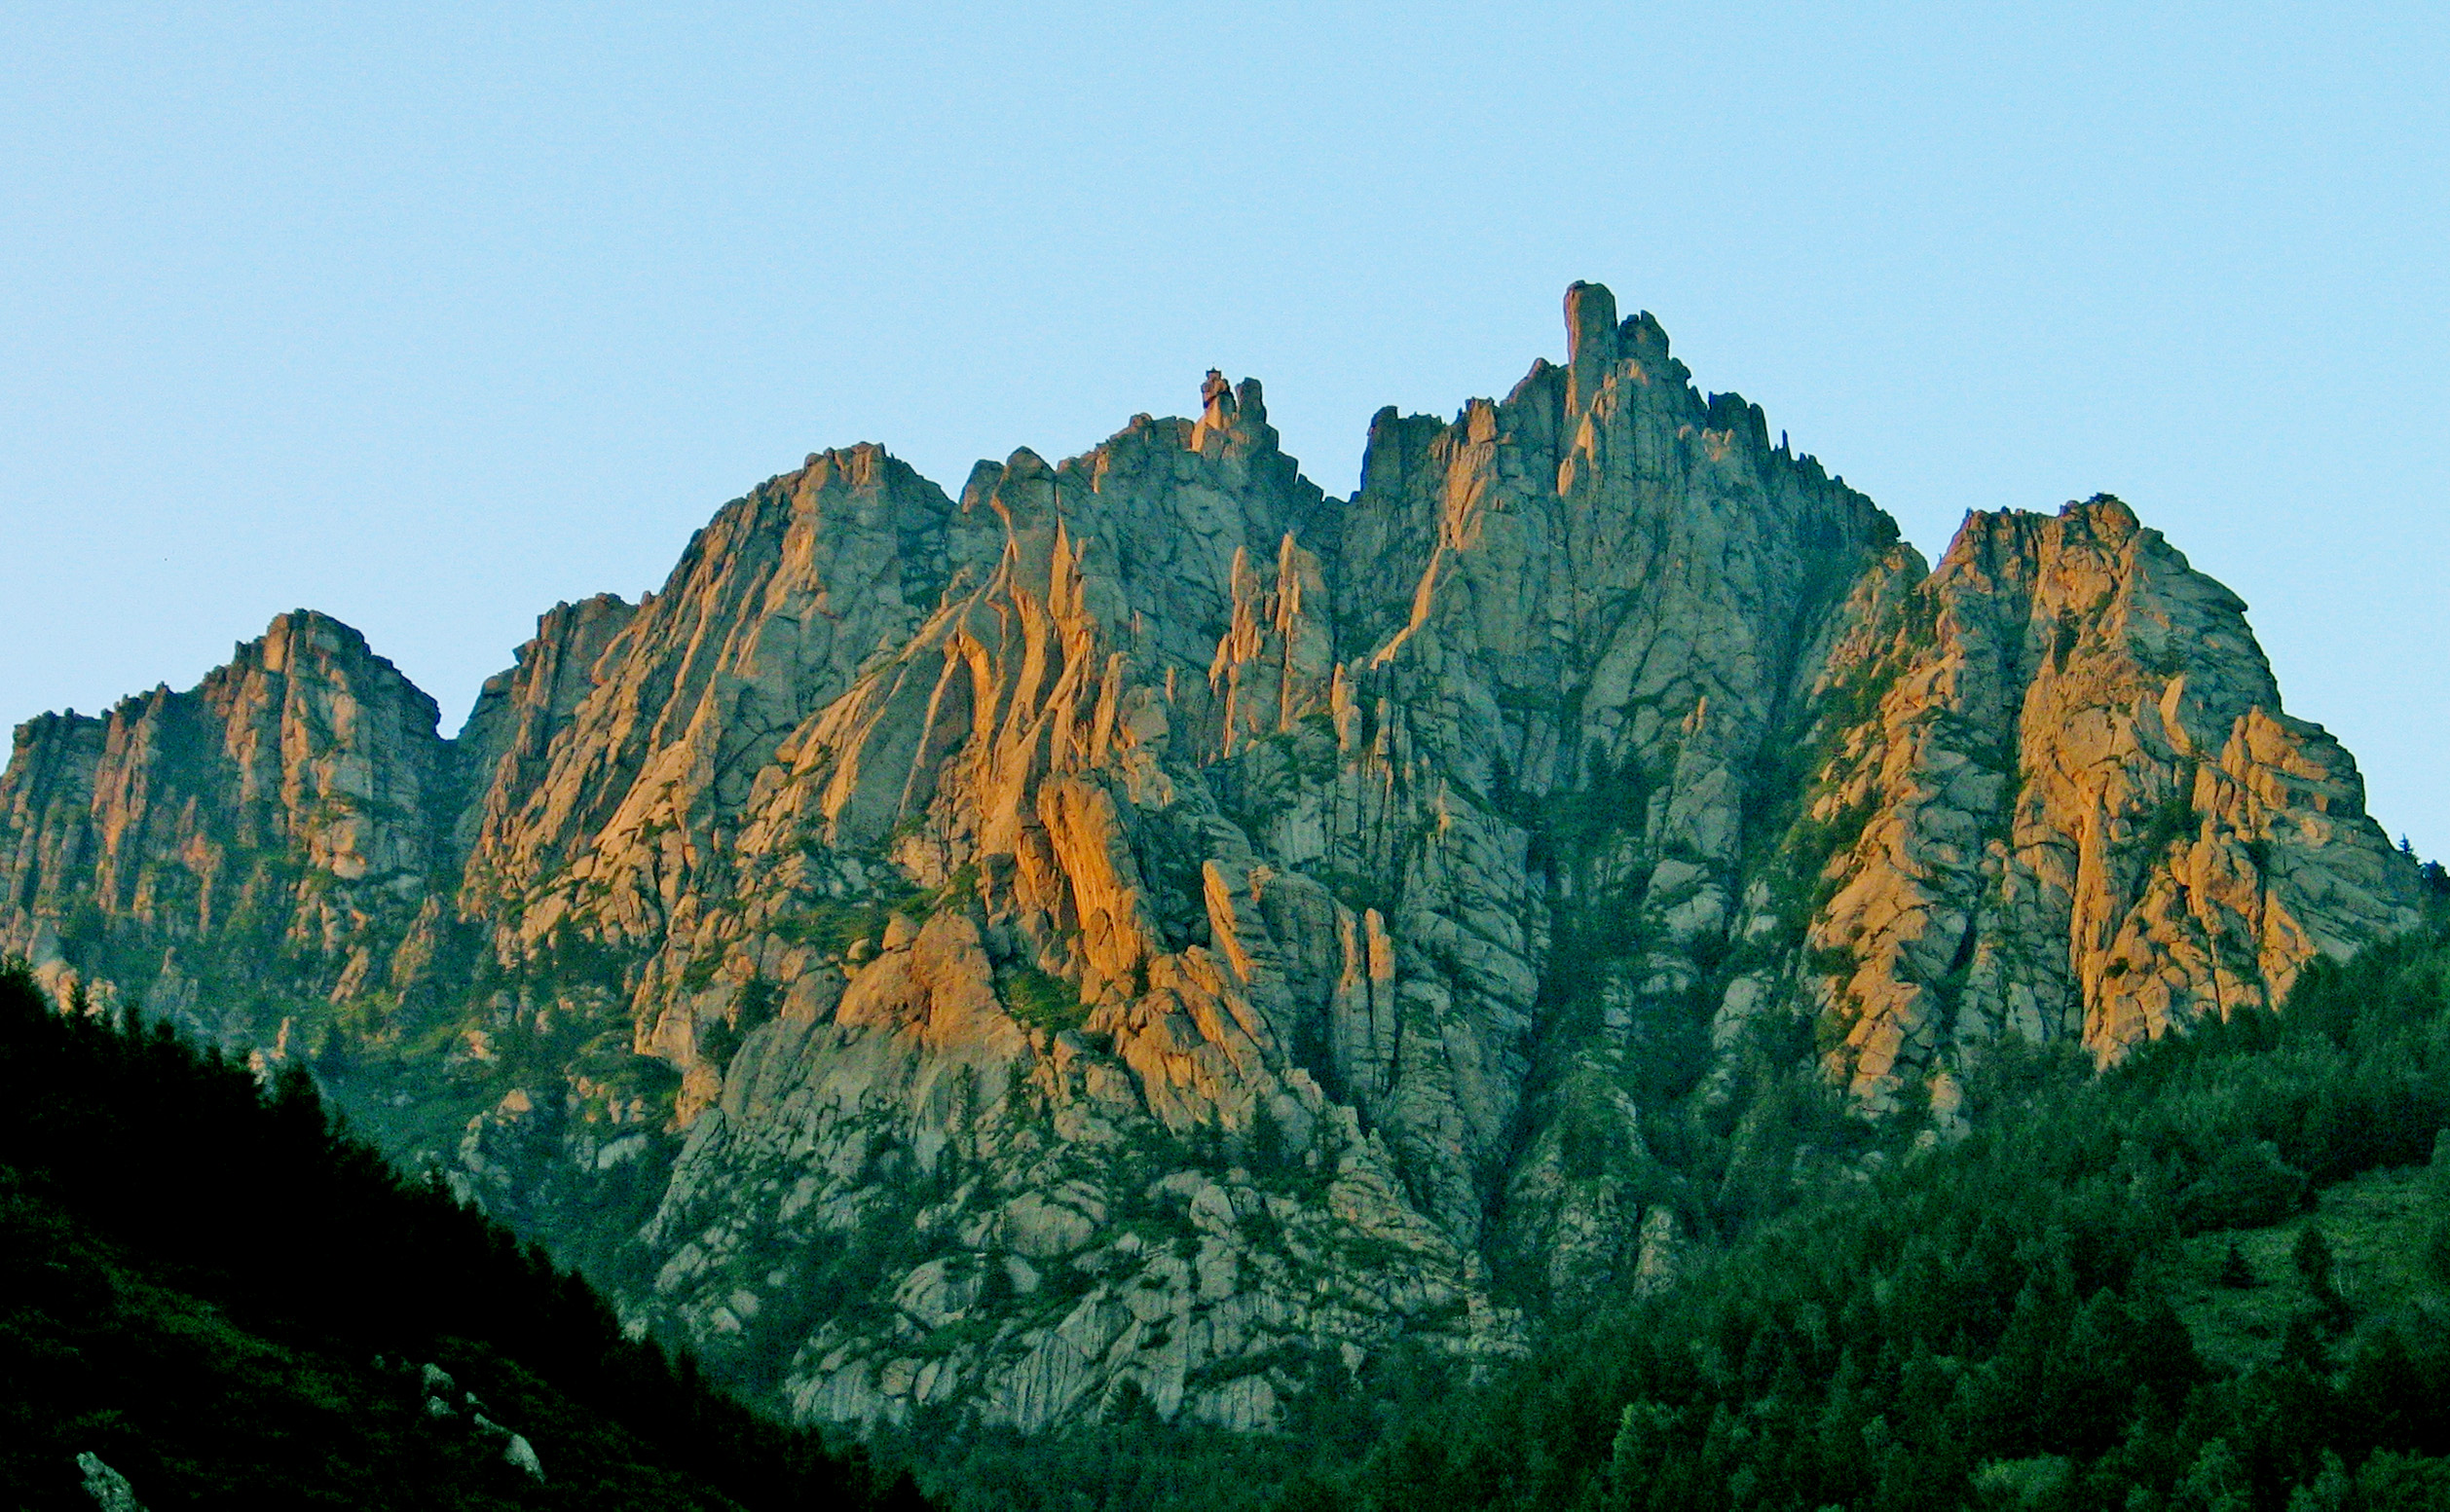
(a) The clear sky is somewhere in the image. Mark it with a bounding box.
[4,3,2444,855]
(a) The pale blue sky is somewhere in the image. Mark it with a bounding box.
[4,4,2445,854]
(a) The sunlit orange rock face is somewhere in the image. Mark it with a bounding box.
[0,284,2419,1433]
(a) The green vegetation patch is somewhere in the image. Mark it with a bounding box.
[997,965,1086,1034]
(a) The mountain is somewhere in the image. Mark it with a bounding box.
[0,282,2421,1444]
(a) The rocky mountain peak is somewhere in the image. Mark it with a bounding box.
[0,284,2418,1436]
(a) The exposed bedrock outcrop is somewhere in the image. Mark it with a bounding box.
[1,285,2418,1432]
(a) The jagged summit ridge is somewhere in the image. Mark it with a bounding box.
[0,285,2419,1434]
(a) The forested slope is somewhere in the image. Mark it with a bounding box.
[1289,865,2450,1511]
[0,964,929,1511]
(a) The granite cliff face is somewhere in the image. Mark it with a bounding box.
[1,285,2420,1434]
[1794,502,2419,1116]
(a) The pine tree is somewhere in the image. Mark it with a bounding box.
[2293,1225,2337,1296]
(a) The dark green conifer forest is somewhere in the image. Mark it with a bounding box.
[0,963,931,1511]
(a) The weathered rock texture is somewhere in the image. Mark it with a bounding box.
[1,286,2420,1434]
